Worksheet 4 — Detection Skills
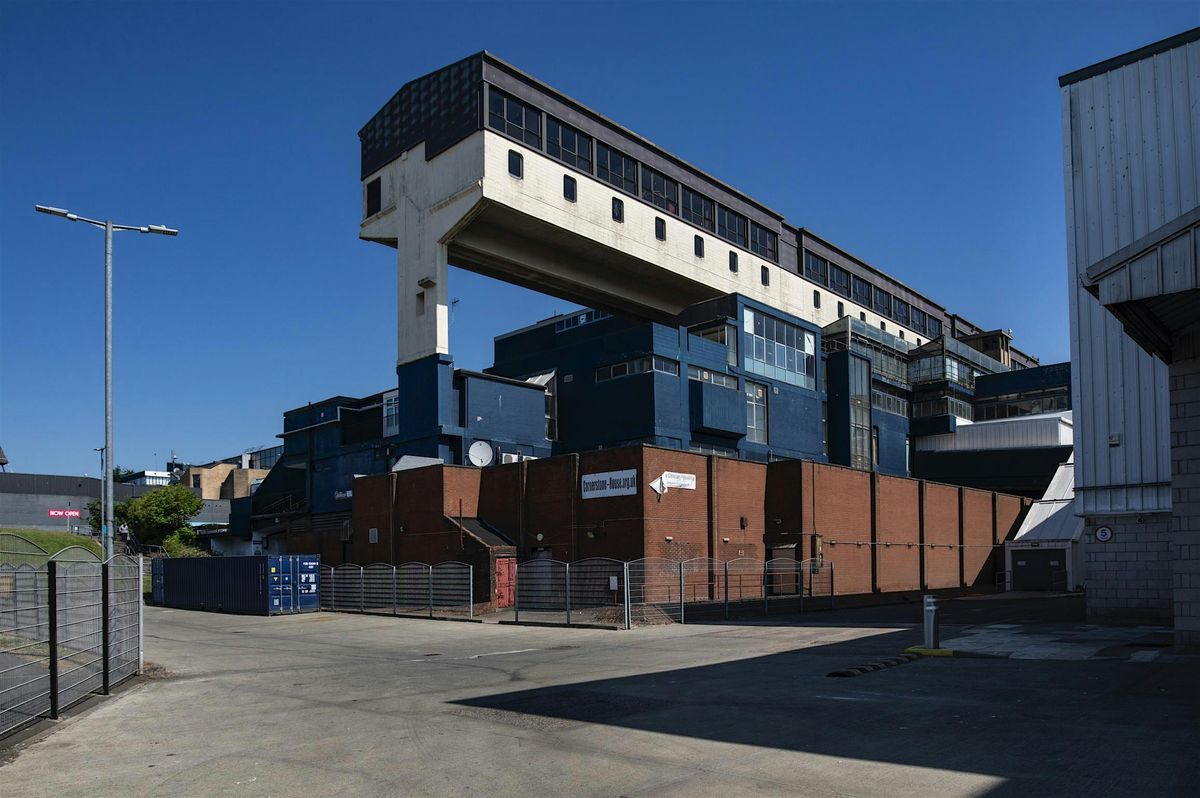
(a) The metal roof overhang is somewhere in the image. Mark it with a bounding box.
[1081,205,1200,363]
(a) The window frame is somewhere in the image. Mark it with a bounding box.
[488,88,542,148]
[596,141,638,195]
[563,174,577,202]
[545,116,593,173]
[507,150,523,178]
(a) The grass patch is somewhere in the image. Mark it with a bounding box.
[0,528,102,558]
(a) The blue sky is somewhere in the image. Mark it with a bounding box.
[1,1,1196,476]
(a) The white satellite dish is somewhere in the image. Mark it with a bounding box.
[467,440,494,467]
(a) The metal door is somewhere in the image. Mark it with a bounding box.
[495,557,516,608]
[296,557,320,612]
[1012,548,1067,591]
[268,555,293,614]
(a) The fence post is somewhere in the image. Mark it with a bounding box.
[330,566,335,610]
[392,566,398,616]
[623,561,631,630]
[678,561,685,624]
[137,554,144,674]
[101,559,111,695]
[359,566,365,613]
[798,561,804,614]
[47,560,59,720]
[514,562,520,624]
[831,565,836,610]
[427,565,434,619]
[763,561,769,617]
[723,561,730,620]
[468,565,474,618]
[565,562,572,626]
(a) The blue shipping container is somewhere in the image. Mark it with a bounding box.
[158,555,320,615]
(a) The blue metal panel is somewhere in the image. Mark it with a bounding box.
[874,410,910,477]
[159,555,320,616]
[689,380,746,437]
[267,555,322,615]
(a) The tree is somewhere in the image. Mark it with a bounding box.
[123,484,203,548]
[85,497,131,534]
[112,466,136,482]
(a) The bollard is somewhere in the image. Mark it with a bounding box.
[923,594,940,649]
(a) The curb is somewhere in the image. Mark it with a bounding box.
[827,653,920,677]
[498,620,624,631]
[904,645,1009,659]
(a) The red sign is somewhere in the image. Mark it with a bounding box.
[47,509,82,518]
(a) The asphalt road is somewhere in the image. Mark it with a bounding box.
[0,598,1196,797]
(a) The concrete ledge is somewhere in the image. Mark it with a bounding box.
[905,645,1008,659]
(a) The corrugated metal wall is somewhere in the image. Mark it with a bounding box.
[1062,38,1200,514]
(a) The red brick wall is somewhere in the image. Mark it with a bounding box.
[996,494,1027,543]
[641,448,710,563]
[478,462,523,540]
[442,466,480,520]
[349,474,395,564]
[764,459,806,549]
[962,488,996,588]
[811,464,872,595]
[712,458,766,562]
[924,483,960,589]
[875,474,921,592]
[524,455,578,561]
[576,449,646,562]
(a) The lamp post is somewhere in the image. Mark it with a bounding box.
[93,446,105,542]
[36,205,178,560]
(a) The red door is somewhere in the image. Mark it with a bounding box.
[495,558,516,608]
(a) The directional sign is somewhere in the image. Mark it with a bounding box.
[648,471,697,496]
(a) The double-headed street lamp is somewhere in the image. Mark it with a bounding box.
[35,205,178,560]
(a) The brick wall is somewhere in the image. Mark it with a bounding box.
[962,488,996,588]
[576,449,646,561]
[811,464,872,595]
[478,462,523,540]
[711,458,766,562]
[996,494,1027,543]
[875,474,920,592]
[524,455,579,561]
[641,448,710,563]
[1170,326,1200,644]
[924,483,960,590]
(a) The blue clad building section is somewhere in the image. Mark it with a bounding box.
[156,555,320,615]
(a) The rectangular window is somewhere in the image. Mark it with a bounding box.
[729,251,738,272]
[873,287,892,317]
[641,165,679,214]
[508,150,523,178]
[813,290,821,309]
[612,196,624,222]
[927,317,943,338]
[596,142,637,194]
[191,474,201,489]
[804,251,828,285]
[852,276,871,307]
[829,264,851,297]
[741,307,816,390]
[911,308,927,335]
[383,390,400,437]
[837,301,845,318]
[488,88,541,147]
[872,426,880,465]
[694,235,704,257]
[681,187,715,231]
[717,205,748,247]
[563,174,577,202]
[546,117,592,172]
[860,311,866,321]
[880,321,887,331]
[749,222,778,262]
[761,265,770,286]
[745,381,768,444]
[893,299,910,327]
[365,177,382,217]
[597,355,678,382]
[655,217,666,241]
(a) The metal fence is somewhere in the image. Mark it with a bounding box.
[320,562,474,618]
[0,533,143,740]
[314,555,834,629]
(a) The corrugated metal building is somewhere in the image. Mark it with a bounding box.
[1061,27,1200,639]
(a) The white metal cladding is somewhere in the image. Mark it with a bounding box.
[915,412,1073,452]
[1060,38,1200,514]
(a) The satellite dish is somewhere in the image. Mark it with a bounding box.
[467,440,494,467]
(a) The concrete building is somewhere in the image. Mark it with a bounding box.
[356,53,1046,470]
[1061,27,1200,642]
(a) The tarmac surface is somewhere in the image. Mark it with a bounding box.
[1,595,1197,797]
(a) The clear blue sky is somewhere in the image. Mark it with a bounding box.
[1,1,1196,476]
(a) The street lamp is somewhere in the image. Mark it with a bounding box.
[93,446,105,539]
[36,205,178,560]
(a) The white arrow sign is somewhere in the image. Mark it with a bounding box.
[649,471,696,496]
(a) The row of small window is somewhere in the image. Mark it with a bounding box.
[871,389,909,418]
[554,309,611,333]
[687,365,738,389]
[803,251,943,338]
[595,355,680,383]
[910,355,981,388]
[489,86,779,261]
[508,150,774,289]
[974,392,1068,421]
[742,308,816,390]
[912,396,974,420]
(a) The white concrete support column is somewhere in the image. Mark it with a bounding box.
[396,224,450,365]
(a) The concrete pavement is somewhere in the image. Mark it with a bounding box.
[1,599,1197,797]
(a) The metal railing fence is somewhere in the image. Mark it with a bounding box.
[319,562,474,619]
[314,556,835,629]
[0,534,143,741]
